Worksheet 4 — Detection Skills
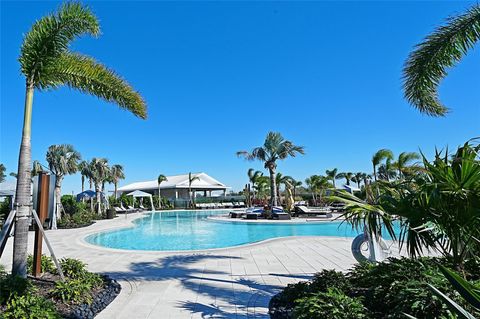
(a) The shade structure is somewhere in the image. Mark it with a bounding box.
[76,190,96,201]
[126,190,154,211]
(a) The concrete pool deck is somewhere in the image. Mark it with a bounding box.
[1,212,409,319]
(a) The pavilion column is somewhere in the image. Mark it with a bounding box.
[175,190,178,199]
[223,189,226,196]
[208,190,211,197]
[204,190,207,197]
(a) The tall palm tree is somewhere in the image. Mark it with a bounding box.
[11,2,146,277]
[88,158,110,215]
[393,152,420,179]
[351,172,364,189]
[325,168,340,188]
[372,149,394,182]
[337,172,353,186]
[110,164,125,199]
[237,132,305,206]
[290,179,303,200]
[0,164,6,183]
[157,174,167,209]
[188,172,200,208]
[46,144,81,220]
[403,5,480,116]
[247,168,263,202]
[275,173,292,204]
[78,160,90,192]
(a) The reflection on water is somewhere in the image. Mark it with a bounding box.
[86,210,378,251]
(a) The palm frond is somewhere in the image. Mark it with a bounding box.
[403,4,480,116]
[42,52,146,118]
[20,1,100,83]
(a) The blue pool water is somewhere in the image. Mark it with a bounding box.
[85,210,370,251]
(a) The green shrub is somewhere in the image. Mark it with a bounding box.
[83,272,104,289]
[57,210,98,228]
[293,288,368,319]
[276,281,310,308]
[349,257,450,318]
[57,258,87,279]
[309,269,350,293]
[3,293,60,319]
[0,274,34,305]
[0,196,11,224]
[51,279,93,304]
[27,254,55,275]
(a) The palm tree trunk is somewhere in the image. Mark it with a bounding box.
[332,179,336,188]
[95,183,102,215]
[81,175,85,192]
[114,182,118,199]
[268,167,277,206]
[12,84,34,277]
[158,185,162,209]
[373,164,377,182]
[54,176,63,220]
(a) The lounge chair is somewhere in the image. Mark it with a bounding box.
[127,205,137,212]
[270,206,291,220]
[114,206,126,214]
[294,205,332,218]
[139,204,147,211]
[229,211,245,218]
[245,207,264,220]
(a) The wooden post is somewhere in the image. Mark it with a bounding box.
[33,172,49,277]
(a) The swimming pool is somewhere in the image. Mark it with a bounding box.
[85,210,367,251]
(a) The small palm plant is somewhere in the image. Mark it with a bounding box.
[46,144,81,220]
[403,4,480,116]
[157,174,167,209]
[11,2,146,277]
[275,173,293,204]
[110,164,125,199]
[237,132,304,206]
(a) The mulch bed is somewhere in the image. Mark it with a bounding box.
[26,273,121,319]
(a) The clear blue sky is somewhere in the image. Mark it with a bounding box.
[1,1,479,195]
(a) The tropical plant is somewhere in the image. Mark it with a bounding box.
[0,164,6,183]
[88,158,110,215]
[372,149,394,182]
[351,172,364,189]
[403,4,480,116]
[393,152,420,179]
[290,178,303,199]
[332,140,480,268]
[46,144,81,220]
[237,132,304,206]
[305,175,331,205]
[337,172,354,186]
[188,172,200,208]
[11,1,146,277]
[326,168,340,188]
[275,173,292,204]
[78,160,89,192]
[377,159,397,182]
[157,174,167,209]
[110,164,125,199]
[247,168,263,202]
[31,160,44,177]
